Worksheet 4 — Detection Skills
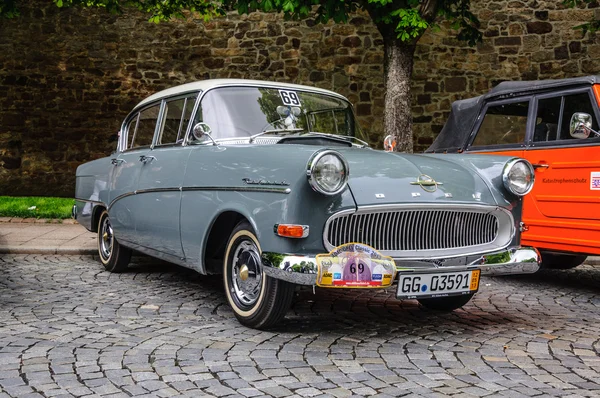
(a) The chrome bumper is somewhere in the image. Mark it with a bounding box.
[261,247,540,286]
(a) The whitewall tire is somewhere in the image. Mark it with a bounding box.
[97,210,131,273]
[223,221,295,329]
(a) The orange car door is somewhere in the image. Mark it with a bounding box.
[520,90,600,255]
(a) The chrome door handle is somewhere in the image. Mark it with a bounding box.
[139,155,156,163]
[111,158,126,165]
[533,163,549,169]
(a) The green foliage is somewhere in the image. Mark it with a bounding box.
[564,0,600,34]
[391,8,430,41]
[0,196,75,219]
[53,0,224,21]
[1,0,482,47]
[0,0,20,18]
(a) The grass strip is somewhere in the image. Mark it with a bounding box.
[0,196,74,219]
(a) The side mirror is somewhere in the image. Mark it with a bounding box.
[569,112,592,139]
[191,122,217,145]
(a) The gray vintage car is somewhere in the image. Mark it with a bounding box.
[74,79,540,329]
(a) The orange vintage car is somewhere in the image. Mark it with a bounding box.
[427,76,600,269]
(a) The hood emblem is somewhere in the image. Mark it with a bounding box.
[410,174,443,192]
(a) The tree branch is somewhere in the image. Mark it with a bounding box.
[419,0,438,22]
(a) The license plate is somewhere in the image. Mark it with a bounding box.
[316,243,396,288]
[396,269,480,299]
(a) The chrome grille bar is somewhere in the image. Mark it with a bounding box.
[324,206,508,258]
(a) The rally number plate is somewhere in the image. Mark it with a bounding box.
[316,243,396,288]
[396,269,480,299]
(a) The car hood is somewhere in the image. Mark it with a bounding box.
[337,149,501,207]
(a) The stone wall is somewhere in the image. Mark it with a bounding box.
[0,0,599,196]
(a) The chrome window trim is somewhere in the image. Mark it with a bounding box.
[322,203,515,260]
[154,94,199,148]
[122,101,163,152]
[151,99,167,149]
[121,113,140,153]
[119,93,201,153]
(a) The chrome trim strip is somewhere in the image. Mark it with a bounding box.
[322,203,515,260]
[74,198,105,207]
[107,186,291,210]
[107,192,136,210]
[182,186,291,194]
[261,246,540,286]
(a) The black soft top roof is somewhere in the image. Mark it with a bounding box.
[427,76,600,153]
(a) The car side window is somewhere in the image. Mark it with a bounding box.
[158,98,186,146]
[180,96,197,142]
[472,101,529,147]
[131,104,160,149]
[534,92,599,143]
[533,97,561,142]
[559,92,599,140]
[126,115,139,149]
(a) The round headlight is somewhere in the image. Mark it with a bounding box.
[306,150,349,196]
[503,159,535,196]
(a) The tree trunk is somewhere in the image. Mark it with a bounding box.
[383,37,416,153]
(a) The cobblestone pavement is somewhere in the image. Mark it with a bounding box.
[0,255,599,397]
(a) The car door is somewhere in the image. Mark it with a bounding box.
[109,103,159,245]
[135,95,197,258]
[519,89,600,255]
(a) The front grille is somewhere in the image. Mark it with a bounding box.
[325,208,502,254]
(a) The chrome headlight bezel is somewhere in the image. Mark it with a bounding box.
[502,158,535,197]
[306,149,349,196]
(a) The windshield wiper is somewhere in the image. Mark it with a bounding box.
[249,128,304,143]
[300,132,370,148]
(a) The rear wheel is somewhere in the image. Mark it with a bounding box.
[540,252,587,270]
[97,210,131,273]
[223,221,295,329]
[418,293,474,311]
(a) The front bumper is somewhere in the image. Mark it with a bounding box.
[261,246,540,286]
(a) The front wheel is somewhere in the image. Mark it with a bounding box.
[540,252,587,270]
[418,293,474,311]
[223,221,295,329]
[97,210,131,272]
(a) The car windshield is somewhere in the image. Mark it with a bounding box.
[193,86,365,142]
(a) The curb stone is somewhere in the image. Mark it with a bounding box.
[0,247,96,255]
[585,256,600,265]
[0,217,76,224]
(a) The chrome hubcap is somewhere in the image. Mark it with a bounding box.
[230,240,262,306]
[99,216,113,260]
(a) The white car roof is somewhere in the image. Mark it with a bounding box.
[134,79,349,110]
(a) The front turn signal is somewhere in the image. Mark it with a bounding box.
[274,224,309,238]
